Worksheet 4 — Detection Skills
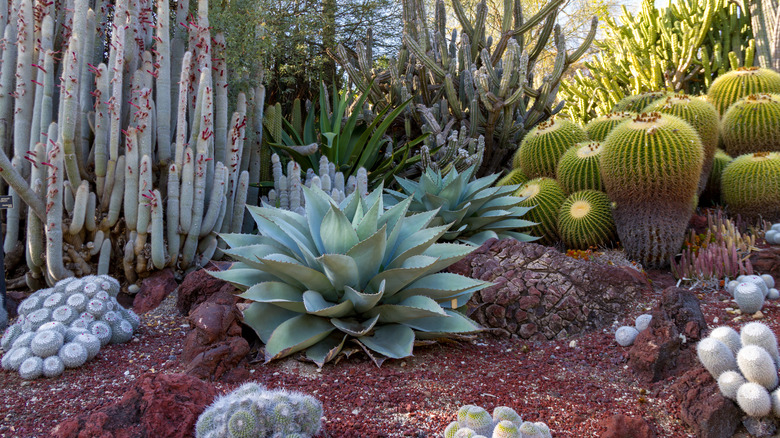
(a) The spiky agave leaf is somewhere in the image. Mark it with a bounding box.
[212,184,490,367]
[384,164,537,245]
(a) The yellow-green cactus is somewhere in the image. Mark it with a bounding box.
[701,148,733,204]
[708,67,780,115]
[721,152,780,222]
[495,168,528,188]
[557,190,617,250]
[513,118,587,179]
[583,111,635,141]
[556,141,604,194]
[612,90,674,113]
[515,177,566,244]
[601,112,703,268]
[644,94,719,195]
[721,94,780,157]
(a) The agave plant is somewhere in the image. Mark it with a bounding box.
[384,165,538,245]
[211,185,490,367]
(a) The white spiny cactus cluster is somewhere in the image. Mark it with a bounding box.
[0,275,139,379]
[725,274,778,314]
[697,322,780,418]
[614,314,653,347]
[765,223,780,245]
[443,405,552,438]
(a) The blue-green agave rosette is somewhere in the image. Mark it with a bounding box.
[384,164,537,245]
[211,184,490,366]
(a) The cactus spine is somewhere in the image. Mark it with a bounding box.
[720,94,780,156]
[708,67,780,115]
[720,152,780,222]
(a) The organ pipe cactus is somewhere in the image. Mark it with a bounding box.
[335,0,598,176]
[211,184,490,366]
[0,0,264,286]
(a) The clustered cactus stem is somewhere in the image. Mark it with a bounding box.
[0,0,265,287]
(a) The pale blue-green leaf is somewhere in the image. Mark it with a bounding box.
[254,204,311,235]
[340,190,360,219]
[479,196,523,212]
[507,205,535,217]
[343,281,385,313]
[438,204,471,226]
[259,256,338,301]
[421,192,448,211]
[438,174,466,205]
[265,314,335,362]
[420,243,477,273]
[242,302,298,343]
[305,334,347,368]
[208,268,276,291]
[462,186,502,212]
[356,324,415,359]
[461,230,499,246]
[302,290,355,317]
[461,164,478,182]
[483,218,537,230]
[369,255,438,297]
[391,272,490,302]
[441,166,459,186]
[239,282,306,312]
[218,233,267,249]
[463,173,500,198]
[387,224,451,268]
[346,226,387,288]
[355,198,380,241]
[365,295,447,323]
[318,253,359,291]
[383,189,406,205]
[350,197,365,228]
[384,209,440,264]
[500,230,540,242]
[362,183,384,211]
[464,210,515,229]
[378,195,412,232]
[393,176,421,199]
[420,171,441,196]
[265,213,320,265]
[403,309,482,333]
[320,208,359,254]
[330,314,380,337]
[247,206,303,258]
[302,185,336,254]
[221,244,290,269]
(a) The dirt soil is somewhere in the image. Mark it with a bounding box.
[0,274,777,438]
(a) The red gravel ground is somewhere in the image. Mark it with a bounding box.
[1,281,778,437]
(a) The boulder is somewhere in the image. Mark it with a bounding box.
[749,247,780,280]
[628,287,706,383]
[600,414,657,438]
[182,290,250,381]
[447,240,652,340]
[671,366,741,438]
[177,261,235,315]
[132,268,178,314]
[50,373,217,438]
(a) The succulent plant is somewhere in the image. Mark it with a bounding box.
[738,345,779,389]
[710,326,742,355]
[721,94,780,157]
[583,112,635,141]
[718,370,747,400]
[556,190,616,250]
[212,184,489,366]
[644,94,719,195]
[556,142,604,194]
[697,337,738,379]
[767,223,780,244]
[707,67,780,115]
[737,382,773,417]
[615,326,639,347]
[195,382,322,438]
[514,177,566,244]
[701,149,732,204]
[495,169,528,188]
[721,152,780,222]
[384,164,537,245]
[443,404,549,438]
[611,91,674,113]
[635,314,653,332]
[513,118,588,179]
[600,112,703,268]
[734,282,765,314]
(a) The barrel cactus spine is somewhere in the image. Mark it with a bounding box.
[611,90,674,113]
[557,190,617,250]
[720,152,780,222]
[583,111,635,141]
[720,94,780,156]
[600,112,703,268]
[514,118,588,179]
[707,67,780,116]
[515,177,566,244]
[556,141,604,194]
[701,148,732,204]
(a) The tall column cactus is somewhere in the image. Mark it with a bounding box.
[740,0,780,70]
[335,0,597,176]
[0,0,263,288]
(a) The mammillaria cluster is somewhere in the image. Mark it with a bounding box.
[195,382,322,438]
[0,276,139,379]
[725,274,779,314]
[697,322,780,418]
[443,405,552,438]
[615,314,653,347]
[766,223,780,245]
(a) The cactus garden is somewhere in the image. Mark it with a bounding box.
[2,0,780,436]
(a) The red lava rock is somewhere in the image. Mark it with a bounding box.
[177,262,235,315]
[182,290,249,381]
[50,373,217,438]
[448,239,652,340]
[132,268,178,314]
[601,414,657,438]
[750,247,780,280]
[671,366,741,438]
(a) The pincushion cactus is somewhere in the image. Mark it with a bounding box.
[195,382,322,438]
[0,276,138,379]
[443,404,551,438]
[734,282,765,314]
[766,223,780,245]
[737,382,773,417]
[615,313,652,347]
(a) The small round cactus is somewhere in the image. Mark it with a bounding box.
[492,420,520,438]
[557,190,617,250]
[737,382,773,417]
[227,409,256,438]
[515,177,566,244]
[718,370,747,400]
[635,314,652,332]
[514,117,588,179]
[740,322,780,367]
[734,282,765,314]
[615,326,639,347]
[1,323,23,350]
[737,345,779,390]
[109,319,134,344]
[42,355,65,378]
[709,326,742,355]
[23,308,52,332]
[2,347,33,371]
[11,332,35,349]
[42,292,65,309]
[584,111,635,141]
[30,330,65,358]
[89,321,112,346]
[707,67,780,115]
[73,333,101,361]
[701,149,732,204]
[59,342,88,368]
[66,293,88,312]
[721,152,780,222]
[761,274,776,289]
[697,337,738,378]
[18,356,44,380]
[18,296,42,315]
[741,275,770,297]
[459,406,493,436]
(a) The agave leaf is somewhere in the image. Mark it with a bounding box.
[343,280,386,313]
[239,282,306,312]
[247,207,304,259]
[384,209,440,264]
[331,314,381,336]
[379,195,412,234]
[259,256,338,300]
[302,290,355,317]
[459,186,502,213]
[302,185,335,254]
[365,295,448,323]
[320,207,360,254]
[462,172,501,198]
[305,333,348,368]
[369,255,438,297]
[461,230,499,245]
[393,176,421,201]
[208,268,276,291]
[463,210,517,229]
[261,217,321,268]
[265,314,335,362]
[355,324,415,359]
[346,226,387,288]
[438,205,472,228]
[350,197,366,227]
[403,309,482,334]
[219,233,268,248]
[242,302,299,342]
[506,205,535,217]
[438,174,467,205]
[339,190,361,219]
[254,204,311,235]
[391,272,490,303]
[222,244,289,270]
[479,196,524,211]
[387,224,451,269]
[441,166,459,186]
[420,170,441,197]
[461,164,478,182]
[362,182,384,211]
[420,243,477,273]
[318,253,359,291]
[481,218,537,230]
[355,197,381,240]
[500,230,540,241]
